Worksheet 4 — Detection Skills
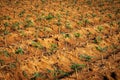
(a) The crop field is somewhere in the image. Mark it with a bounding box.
[0,0,120,80]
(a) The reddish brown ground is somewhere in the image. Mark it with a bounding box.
[0,0,120,80]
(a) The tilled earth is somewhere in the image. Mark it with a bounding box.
[0,0,120,80]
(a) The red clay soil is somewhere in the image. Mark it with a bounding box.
[0,0,120,80]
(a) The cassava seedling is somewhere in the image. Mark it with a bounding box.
[71,63,86,71]
[50,43,58,52]
[94,36,102,44]
[66,11,69,16]
[3,15,11,20]
[12,22,20,30]
[35,4,39,8]
[3,50,10,57]
[3,22,9,34]
[33,72,41,78]
[24,19,34,28]
[19,30,26,37]
[97,26,104,32]
[56,19,62,34]
[118,21,120,28]
[70,63,85,79]
[54,69,69,79]
[56,19,61,26]
[84,19,90,26]
[18,10,25,17]
[79,54,92,61]
[64,33,70,38]
[31,41,43,49]
[86,0,92,5]
[9,62,16,68]
[0,59,5,66]
[65,21,72,29]
[46,69,51,73]
[4,30,9,35]
[77,21,83,26]
[96,46,108,52]
[91,13,96,18]
[109,21,114,27]
[41,0,46,3]
[22,71,28,78]
[107,14,112,19]
[74,33,81,38]
[45,13,54,20]
[31,72,46,80]
[15,47,24,54]
[4,22,9,28]
[73,0,77,5]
